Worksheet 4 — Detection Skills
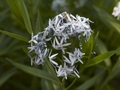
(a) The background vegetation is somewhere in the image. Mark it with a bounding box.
[0,0,120,90]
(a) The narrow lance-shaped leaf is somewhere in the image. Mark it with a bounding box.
[86,47,120,67]
[6,58,58,83]
[41,65,56,90]
[94,6,120,34]
[17,0,33,34]
[93,31,99,52]
[87,32,94,56]
[97,39,112,67]
[7,0,24,27]
[41,60,61,90]
[35,10,44,33]
[7,0,33,34]
[0,30,28,42]
[86,51,115,67]
[116,46,120,55]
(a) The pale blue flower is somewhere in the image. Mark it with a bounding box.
[56,63,70,80]
[52,37,71,53]
[56,62,80,80]
[66,48,84,64]
[28,54,44,65]
[63,55,76,66]
[29,32,39,44]
[49,51,58,66]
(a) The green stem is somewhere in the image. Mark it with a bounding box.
[57,57,62,63]
[65,78,77,90]
[45,59,64,89]
[46,60,59,80]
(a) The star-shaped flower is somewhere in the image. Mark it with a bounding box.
[56,62,80,80]
[56,63,71,80]
[49,51,58,66]
[66,48,84,65]
[52,37,71,53]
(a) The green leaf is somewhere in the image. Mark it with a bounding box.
[35,11,44,33]
[7,0,24,27]
[76,70,105,90]
[87,32,94,55]
[17,0,32,34]
[41,60,61,90]
[6,58,58,83]
[85,47,120,67]
[0,69,16,87]
[7,0,32,34]
[86,51,115,67]
[97,39,112,67]
[94,6,120,34]
[116,46,120,55]
[0,30,28,42]
[41,62,56,90]
[82,32,94,57]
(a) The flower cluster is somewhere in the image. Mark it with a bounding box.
[112,1,120,20]
[28,12,92,80]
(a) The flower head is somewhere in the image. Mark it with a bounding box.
[28,12,93,80]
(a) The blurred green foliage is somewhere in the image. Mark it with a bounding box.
[0,0,120,90]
